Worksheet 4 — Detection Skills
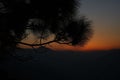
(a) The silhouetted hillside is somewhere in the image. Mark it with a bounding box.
[1,47,120,80]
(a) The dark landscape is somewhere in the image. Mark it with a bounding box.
[1,47,120,80]
[0,0,120,80]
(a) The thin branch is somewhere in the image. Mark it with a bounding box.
[17,40,71,47]
[17,40,57,46]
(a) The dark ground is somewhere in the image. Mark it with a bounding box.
[0,47,120,80]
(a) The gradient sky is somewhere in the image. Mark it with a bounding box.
[49,0,120,51]
[20,0,120,51]
[77,0,120,50]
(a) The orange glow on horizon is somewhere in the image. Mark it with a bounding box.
[18,41,120,51]
[18,34,120,51]
[18,29,120,51]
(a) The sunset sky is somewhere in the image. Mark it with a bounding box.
[20,0,120,51]
[78,0,120,51]
[50,0,120,51]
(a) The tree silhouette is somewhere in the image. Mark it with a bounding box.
[0,0,92,55]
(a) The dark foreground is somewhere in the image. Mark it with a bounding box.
[0,47,120,80]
